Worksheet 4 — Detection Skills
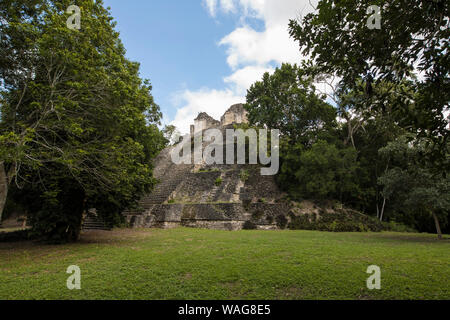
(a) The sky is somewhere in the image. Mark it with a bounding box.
[103,0,318,133]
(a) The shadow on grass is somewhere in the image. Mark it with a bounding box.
[377,232,450,243]
[78,228,155,245]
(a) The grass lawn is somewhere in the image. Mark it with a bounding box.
[0,228,448,300]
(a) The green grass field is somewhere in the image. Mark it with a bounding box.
[0,228,448,300]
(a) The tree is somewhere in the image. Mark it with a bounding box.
[245,63,337,146]
[244,63,362,201]
[291,140,360,200]
[378,135,449,239]
[0,0,165,242]
[0,0,46,224]
[162,124,181,146]
[289,0,449,171]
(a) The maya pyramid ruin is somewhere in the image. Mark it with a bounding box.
[123,104,291,230]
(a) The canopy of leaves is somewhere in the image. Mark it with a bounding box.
[378,135,450,231]
[0,0,166,242]
[288,140,360,200]
[245,63,337,146]
[289,0,449,170]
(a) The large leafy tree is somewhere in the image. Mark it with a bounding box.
[245,63,337,145]
[0,0,165,242]
[244,63,361,200]
[289,0,449,171]
[378,135,450,239]
[291,140,360,200]
[335,80,407,216]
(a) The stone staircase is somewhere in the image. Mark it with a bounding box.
[143,164,192,205]
[123,157,193,221]
[200,182,221,202]
[202,187,217,202]
[121,123,289,230]
[82,213,111,231]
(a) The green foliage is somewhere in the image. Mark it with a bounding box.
[382,221,417,233]
[342,109,405,213]
[239,169,249,182]
[378,135,450,235]
[251,210,264,220]
[214,177,223,186]
[289,0,449,170]
[245,63,360,203]
[243,220,257,230]
[0,229,31,243]
[288,210,383,232]
[243,2,448,236]
[162,124,181,146]
[278,140,360,201]
[245,63,337,144]
[0,0,165,242]
[275,214,288,229]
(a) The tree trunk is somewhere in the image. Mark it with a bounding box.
[379,197,386,222]
[0,162,15,226]
[432,213,443,240]
[0,162,8,226]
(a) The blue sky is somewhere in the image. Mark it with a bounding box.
[103,0,316,133]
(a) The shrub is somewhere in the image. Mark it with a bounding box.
[251,211,264,220]
[288,213,316,230]
[276,214,288,229]
[288,209,383,232]
[28,186,85,244]
[243,221,257,230]
[0,230,31,243]
[215,178,223,186]
[240,169,249,182]
[382,221,417,233]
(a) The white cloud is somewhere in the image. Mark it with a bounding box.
[224,64,274,94]
[171,88,245,134]
[202,0,218,17]
[219,24,300,70]
[169,1,318,133]
[215,0,316,69]
[220,0,236,14]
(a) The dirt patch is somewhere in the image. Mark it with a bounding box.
[377,233,450,243]
[183,273,193,280]
[79,229,155,244]
[220,281,240,290]
[281,286,304,299]
[78,256,98,263]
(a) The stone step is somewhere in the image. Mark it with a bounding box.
[83,226,110,229]
[83,225,108,228]
[123,210,144,215]
[83,222,106,226]
[82,215,110,231]
[122,162,193,215]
